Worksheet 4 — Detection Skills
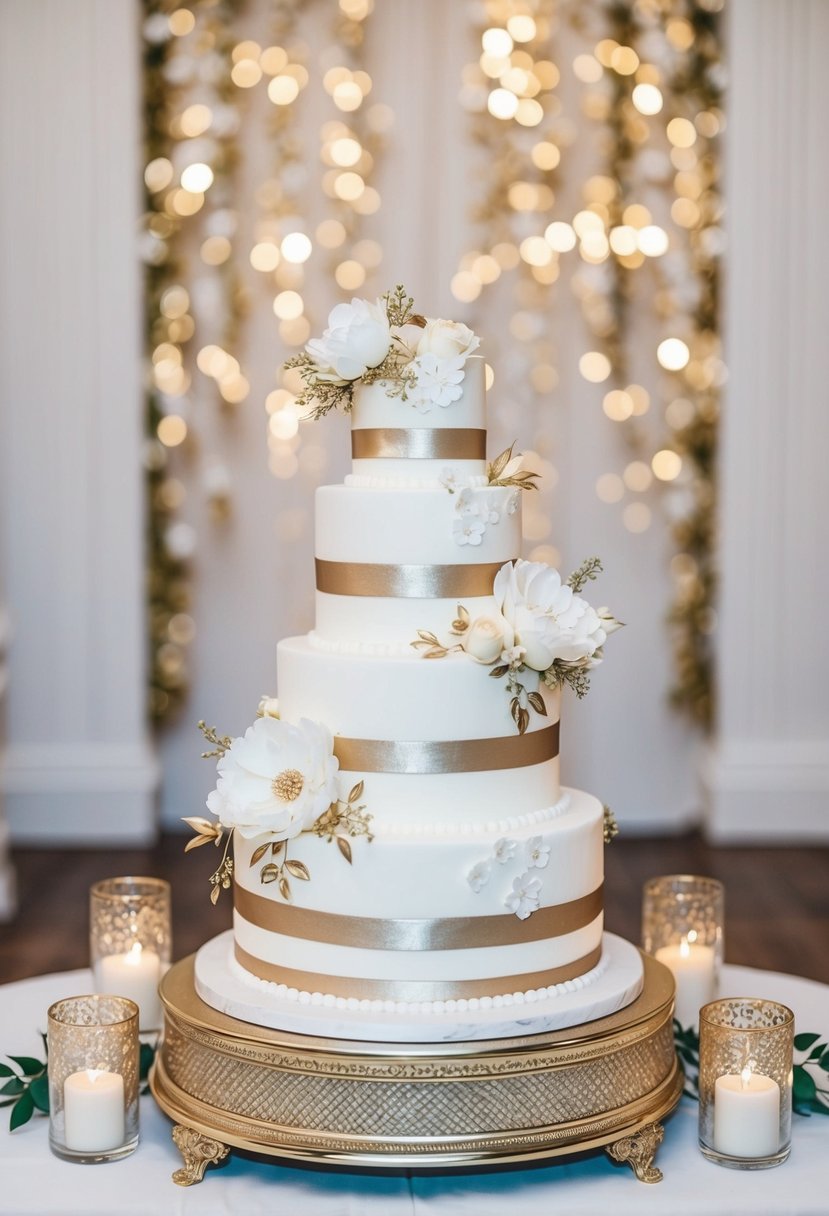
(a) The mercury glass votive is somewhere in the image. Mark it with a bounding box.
[90,877,171,1031]
[47,995,139,1163]
[641,874,724,1029]
[698,998,794,1169]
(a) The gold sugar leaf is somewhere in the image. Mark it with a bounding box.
[271,840,285,856]
[184,835,212,853]
[348,780,364,804]
[336,836,353,864]
[279,876,292,901]
[260,864,279,884]
[250,842,270,866]
[490,664,509,679]
[510,696,522,726]
[527,691,547,716]
[424,646,448,659]
[210,885,221,905]
[417,630,440,644]
[285,860,310,881]
[518,707,530,735]
[488,442,515,481]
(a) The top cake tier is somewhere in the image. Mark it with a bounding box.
[348,356,487,485]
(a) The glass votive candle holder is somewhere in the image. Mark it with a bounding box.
[90,877,171,1032]
[47,994,139,1163]
[642,874,724,1029]
[698,998,794,1169]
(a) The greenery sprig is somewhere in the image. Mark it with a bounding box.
[674,1024,829,1116]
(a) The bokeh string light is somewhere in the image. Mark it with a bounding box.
[143,0,248,724]
[457,0,721,727]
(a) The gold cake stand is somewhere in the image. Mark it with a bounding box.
[150,951,683,1187]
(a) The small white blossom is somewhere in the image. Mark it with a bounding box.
[453,515,486,546]
[455,488,481,517]
[407,353,466,411]
[467,859,492,893]
[257,696,280,719]
[501,645,526,667]
[493,837,517,865]
[505,871,542,920]
[439,467,459,493]
[526,836,551,869]
[507,490,520,515]
[486,506,500,525]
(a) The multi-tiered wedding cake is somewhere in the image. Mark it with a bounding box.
[189,288,644,1042]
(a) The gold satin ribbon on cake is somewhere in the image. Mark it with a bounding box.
[233,943,603,1001]
[351,427,487,461]
[331,722,559,773]
[234,881,601,949]
[315,559,503,599]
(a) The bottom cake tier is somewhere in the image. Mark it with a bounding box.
[230,785,606,1012]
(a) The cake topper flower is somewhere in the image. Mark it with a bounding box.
[284,285,480,420]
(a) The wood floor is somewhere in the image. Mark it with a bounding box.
[1,832,827,986]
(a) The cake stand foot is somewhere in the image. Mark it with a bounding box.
[605,1121,665,1183]
[171,1124,230,1186]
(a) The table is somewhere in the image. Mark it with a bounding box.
[1,964,826,1215]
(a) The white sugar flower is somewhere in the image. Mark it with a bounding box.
[257,696,280,719]
[485,506,500,525]
[467,859,492,893]
[305,296,391,382]
[456,488,481,516]
[507,490,520,515]
[453,515,486,546]
[501,644,526,666]
[493,837,517,865]
[416,318,480,361]
[439,467,459,493]
[526,837,551,869]
[505,872,542,920]
[462,615,514,664]
[206,716,339,842]
[407,353,466,411]
[493,559,609,673]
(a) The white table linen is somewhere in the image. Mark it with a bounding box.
[0,964,826,1215]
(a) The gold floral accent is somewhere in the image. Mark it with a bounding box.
[603,806,619,844]
[486,442,540,490]
[272,769,304,802]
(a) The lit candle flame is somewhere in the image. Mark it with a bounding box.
[740,1064,754,1088]
[125,942,143,965]
[679,937,690,958]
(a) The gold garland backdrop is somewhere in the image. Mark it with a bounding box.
[142,0,720,730]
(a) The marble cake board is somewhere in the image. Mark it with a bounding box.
[151,949,682,1185]
[194,929,644,1044]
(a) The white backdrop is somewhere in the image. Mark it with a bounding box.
[1,0,827,846]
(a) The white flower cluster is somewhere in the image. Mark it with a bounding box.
[466,835,551,920]
[206,714,340,842]
[449,484,519,549]
[304,296,480,411]
[454,559,620,675]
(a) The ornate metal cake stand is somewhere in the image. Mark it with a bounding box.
[150,951,682,1187]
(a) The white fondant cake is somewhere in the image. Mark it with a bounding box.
[195,296,639,1036]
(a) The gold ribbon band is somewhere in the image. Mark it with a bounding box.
[315,558,503,599]
[234,943,603,1001]
[351,427,487,461]
[332,722,559,774]
[234,882,602,950]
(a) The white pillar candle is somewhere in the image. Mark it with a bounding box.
[714,1067,781,1158]
[654,937,716,1028]
[63,1069,125,1153]
[96,943,162,1030]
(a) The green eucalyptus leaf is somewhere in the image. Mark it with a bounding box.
[29,1075,49,1113]
[8,1056,44,1077]
[793,1067,817,1104]
[0,1062,15,1078]
[794,1032,822,1052]
[9,1088,34,1132]
[818,1055,829,1072]
[0,1077,24,1097]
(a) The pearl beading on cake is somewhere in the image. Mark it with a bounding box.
[308,631,433,657]
[229,945,609,1016]
[370,792,572,839]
